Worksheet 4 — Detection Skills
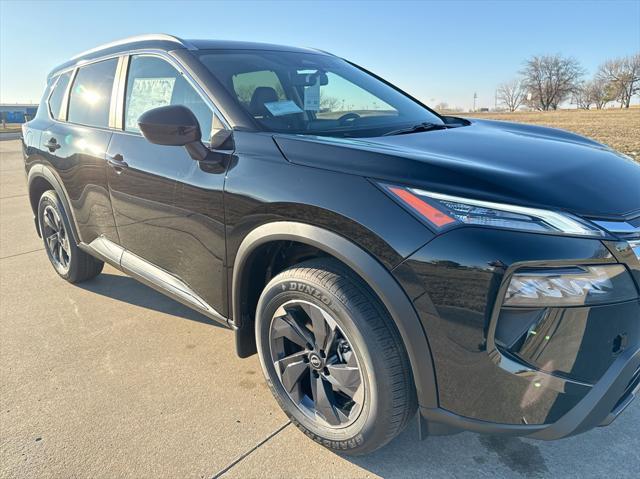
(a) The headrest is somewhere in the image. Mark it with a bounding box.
[249,87,279,116]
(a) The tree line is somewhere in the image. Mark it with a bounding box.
[497,53,640,111]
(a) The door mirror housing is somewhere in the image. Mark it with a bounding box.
[138,105,234,162]
[138,104,201,146]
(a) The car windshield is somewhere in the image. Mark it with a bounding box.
[197,50,443,138]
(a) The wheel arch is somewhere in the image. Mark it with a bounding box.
[27,165,81,244]
[232,221,438,407]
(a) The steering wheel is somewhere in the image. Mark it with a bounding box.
[337,112,361,125]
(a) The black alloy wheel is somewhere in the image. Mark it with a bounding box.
[41,203,71,273]
[38,190,104,283]
[269,300,364,428]
[256,258,417,455]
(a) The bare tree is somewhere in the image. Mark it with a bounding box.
[520,54,585,110]
[572,82,593,110]
[434,102,449,112]
[319,94,341,111]
[497,79,526,111]
[572,77,616,110]
[589,77,615,109]
[597,53,640,108]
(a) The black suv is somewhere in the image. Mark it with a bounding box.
[22,35,640,454]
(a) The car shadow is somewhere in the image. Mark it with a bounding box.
[76,272,225,328]
[342,420,551,478]
[340,400,640,478]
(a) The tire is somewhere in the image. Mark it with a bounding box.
[38,190,103,283]
[256,258,417,455]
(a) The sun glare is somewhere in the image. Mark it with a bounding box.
[77,85,101,105]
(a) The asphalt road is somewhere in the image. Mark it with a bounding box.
[1,139,638,478]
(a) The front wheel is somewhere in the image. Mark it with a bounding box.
[256,258,416,455]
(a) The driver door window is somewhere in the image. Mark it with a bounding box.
[124,55,214,141]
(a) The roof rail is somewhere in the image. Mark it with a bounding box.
[70,34,195,60]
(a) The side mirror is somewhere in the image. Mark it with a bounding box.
[138,105,234,162]
[138,104,201,146]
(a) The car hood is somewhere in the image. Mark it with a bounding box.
[274,118,640,219]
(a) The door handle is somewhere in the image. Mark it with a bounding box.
[106,153,128,172]
[46,137,61,152]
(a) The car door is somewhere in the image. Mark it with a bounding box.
[43,58,120,245]
[107,53,227,315]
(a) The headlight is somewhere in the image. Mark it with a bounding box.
[504,265,638,307]
[379,183,605,237]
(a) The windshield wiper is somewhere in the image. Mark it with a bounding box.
[382,122,450,136]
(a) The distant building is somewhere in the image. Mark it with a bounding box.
[0,104,39,123]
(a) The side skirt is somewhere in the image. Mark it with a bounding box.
[79,236,230,327]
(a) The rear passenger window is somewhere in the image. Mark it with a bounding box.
[48,71,72,120]
[68,58,118,128]
[124,55,214,140]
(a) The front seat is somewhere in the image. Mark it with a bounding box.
[249,87,279,117]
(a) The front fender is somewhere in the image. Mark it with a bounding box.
[232,221,439,407]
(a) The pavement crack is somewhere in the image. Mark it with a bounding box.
[0,193,28,200]
[0,248,44,260]
[210,421,291,478]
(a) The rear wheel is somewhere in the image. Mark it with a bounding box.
[256,258,416,455]
[38,190,103,283]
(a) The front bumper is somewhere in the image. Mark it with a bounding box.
[394,226,640,439]
[418,347,639,440]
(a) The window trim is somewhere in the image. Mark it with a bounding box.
[59,68,78,122]
[44,48,230,134]
[45,52,122,130]
[46,69,76,121]
[109,56,127,129]
[46,74,63,119]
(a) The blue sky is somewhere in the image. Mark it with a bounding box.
[1,0,639,109]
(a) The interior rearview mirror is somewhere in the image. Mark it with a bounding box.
[291,71,328,87]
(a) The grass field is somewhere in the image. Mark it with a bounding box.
[459,108,640,162]
[0,123,22,133]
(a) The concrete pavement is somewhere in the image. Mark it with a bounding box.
[1,139,638,478]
